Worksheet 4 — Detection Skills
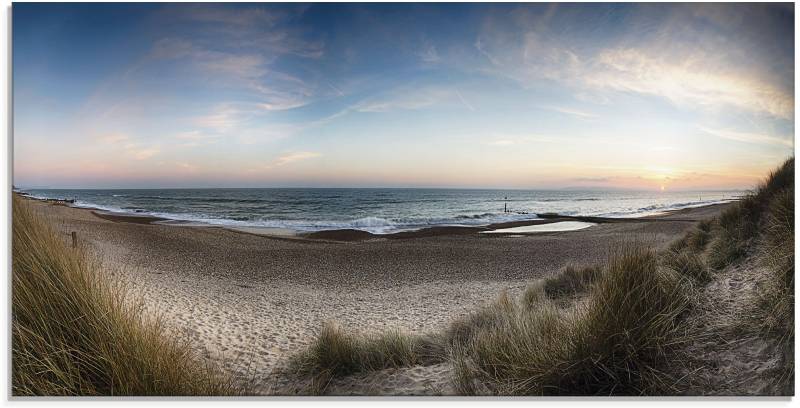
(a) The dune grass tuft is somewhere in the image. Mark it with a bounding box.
[686,220,713,252]
[662,248,711,283]
[706,158,794,271]
[758,187,795,338]
[756,186,794,393]
[453,245,691,395]
[12,196,236,396]
[541,264,602,299]
[706,197,758,270]
[287,322,446,392]
[446,292,525,346]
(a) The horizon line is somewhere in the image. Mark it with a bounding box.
[13,186,749,193]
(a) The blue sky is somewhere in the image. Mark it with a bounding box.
[13,3,795,189]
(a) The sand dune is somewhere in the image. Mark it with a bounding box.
[23,197,731,394]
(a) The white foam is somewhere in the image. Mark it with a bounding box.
[481,221,595,234]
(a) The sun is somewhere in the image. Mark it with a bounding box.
[660,184,666,192]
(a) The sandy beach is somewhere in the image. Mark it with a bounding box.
[21,196,732,395]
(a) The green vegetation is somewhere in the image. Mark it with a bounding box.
[12,196,237,396]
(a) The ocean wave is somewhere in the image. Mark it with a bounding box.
[19,189,741,235]
[597,199,735,218]
[84,208,541,234]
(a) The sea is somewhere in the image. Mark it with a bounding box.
[18,188,745,234]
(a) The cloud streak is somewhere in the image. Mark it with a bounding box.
[262,151,321,169]
[699,126,794,147]
[474,4,794,119]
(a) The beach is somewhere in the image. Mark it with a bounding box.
[20,196,732,395]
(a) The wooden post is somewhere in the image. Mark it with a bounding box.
[71,231,77,248]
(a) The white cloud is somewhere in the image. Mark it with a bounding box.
[131,148,159,160]
[257,100,309,111]
[355,86,476,113]
[473,10,794,120]
[418,45,441,64]
[455,90,475,111]
[262,151,321,169]
[96,133,160,160]
[125,144,160,160]
[699,126,793,147]
[484,134,558,146]
[176,162,197,171]
[98,133,130,144]
[541,105,598,120]
[194,105,244,133]
[586,48,793,119]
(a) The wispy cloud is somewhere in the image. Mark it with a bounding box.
[418,44,441,64]
[150,38,312,111]
[185,99,319,147]
[455,90,475,111]
[193,104,245,133]
[474,5,794,119]
[586,47,793,119]
[98,133,130,144]
[541,105,598,120]
[484,134,558,146]
[355,86,477,113]
[261,151,321,169]
[699,126,793,147]
[123,143,160,160]
[97,133,159,160]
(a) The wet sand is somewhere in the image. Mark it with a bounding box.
[19,196,732,394]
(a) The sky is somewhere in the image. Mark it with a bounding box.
[12,3,795,190]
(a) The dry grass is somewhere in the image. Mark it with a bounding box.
[686,219,713,252]
[12,196,237,396]
[662,247,711,283]
[706,197,759,270]
[705,159,793,271]
[452,245,691,395]
[286,322,445,393]
[758,187,794,339]
[536,264,603,299]
[753,164,794,393]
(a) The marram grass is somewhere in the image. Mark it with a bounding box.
[12,196,238,396]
